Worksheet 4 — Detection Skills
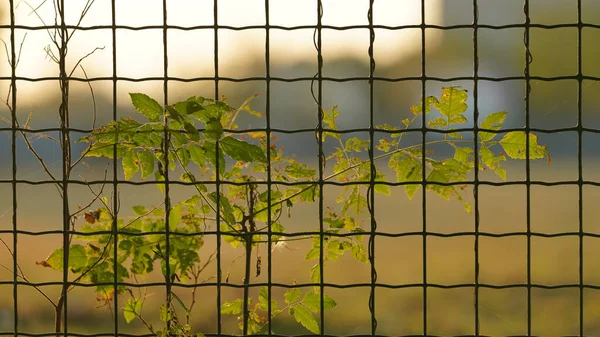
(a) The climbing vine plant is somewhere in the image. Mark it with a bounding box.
[30,86,549,336]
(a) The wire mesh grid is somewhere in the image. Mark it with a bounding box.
[1,0,599,337]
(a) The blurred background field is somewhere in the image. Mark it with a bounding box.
[1,0,600,336]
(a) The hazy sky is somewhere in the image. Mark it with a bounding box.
[0,0,443,103]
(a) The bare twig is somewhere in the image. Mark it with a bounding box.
[71,169,109,219]
[0,237,57,306]
[68,46,104,77]
[226,93,260,131]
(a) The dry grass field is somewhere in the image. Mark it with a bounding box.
[1,161,600,336]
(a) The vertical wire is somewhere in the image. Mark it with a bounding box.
[213,1,222,335]
[8,1,18,336]
[315,0,325,334]
[420,0,428,334]
[523,1,532,336]
[366,0,378,336]
[576,0,584,335]
[162,0,173,325]
[110,0,119,335]
[472,1,481,336]
[264,0,273,334]
[57,1,69,335]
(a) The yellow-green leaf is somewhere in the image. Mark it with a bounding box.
[285,288,302,304]
[291,306,319,334]
[129,93,163,122]
[40,244,87,272]
[389,153,422,200]
[499,131,548,160]
[122,150,139,180]
[480,111,507,141]
[221,299,243,315]
[410,96,438,116]
[221,136,267,163]
[302,292,337,313]
[203,118,224,140]
[137,150,154,179]
[168,205,182,226]
[435,86,468,119]
[123,298,142,323]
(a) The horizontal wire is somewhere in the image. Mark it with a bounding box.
[1,179,599,187]
[3,280,600,291]
[0,333,551,337]
[2,22,600,31]
[2,125,600,134]
[2,229,600,239]
[0,75,598,83]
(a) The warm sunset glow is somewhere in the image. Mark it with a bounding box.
[1,0,442,103]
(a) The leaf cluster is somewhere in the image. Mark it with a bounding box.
[35,86,550,336]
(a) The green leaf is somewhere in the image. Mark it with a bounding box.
[373,171,390,196]
[137,150,154,179]
[208,192,236,226]
[298,185,318,203]
[305,245,320,260]
[453,146,473,163]
[310,264,320,292]
[480,111,507,141]
[203,118,224,140]
[389,153,422,200]
[342,187,367,217]
[176,148,191,168]
[188,144,206,167]
[427,117,447,129]
[351,243,368,262]
[449,114,468,125]
[122,150,139,180]
[129,93,163,122]
[168,205,182,226]
[132,205,147,216]
[434,86,468,120]
[285,288,302,304]
[159,305,172,322]
[499,131,548,160]
[165,105,185,122]
[302,292,337,313]
[221,136,267,163]
[448,131,463,139]
[68,244,88,272]
[123,298,142,324]
[345,138,369,152]
[183,122,200,141]
[41,244,87,272]
[285,162,316,179]
[426,169,455,200]
[173,98,205,117]
[291,306,319,334]
[183,195,202,208]
[410,96,438,115]
[480,145,507,180]
[203,140,226,175]
[322,106,341,141]
[324,216,344,229]
[180,172,196,182]
[326,240,350,261]
[259,286,269,307]
[221,299,243,315]
[155,171,165,193]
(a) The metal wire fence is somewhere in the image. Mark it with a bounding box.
[1,0,599,337]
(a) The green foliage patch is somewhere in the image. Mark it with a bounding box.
[29,86,550,335]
